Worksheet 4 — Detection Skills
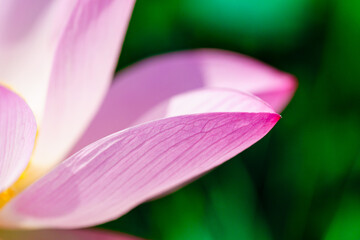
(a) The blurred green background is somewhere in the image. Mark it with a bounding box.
[100,0,360,239]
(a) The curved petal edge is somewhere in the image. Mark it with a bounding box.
[0,86,37,192]
[0,110,279,228]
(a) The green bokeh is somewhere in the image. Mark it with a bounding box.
[101,0,360,239]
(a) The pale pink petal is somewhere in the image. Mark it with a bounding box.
[28,0,135,176]
[0,89,279,228]
[196,49,297,111]
[72,49,295,153]
[0,1,77,121]
[137,89,275,122]
[0,229,141,240]
[72,88,275,153]
[0,86,37,192]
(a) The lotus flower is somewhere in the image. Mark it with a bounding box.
[0,0,296,233]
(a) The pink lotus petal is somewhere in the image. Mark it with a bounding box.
[0,229,142,240]
[72,49,294,153]
[0,89,279,228]
[196,49,297,111]
[0,86,37,192]
[0,1,77,121]
[136,89,275,122]
[29,0,135,175]
[72,88,275,153]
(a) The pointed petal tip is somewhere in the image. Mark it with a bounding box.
[265,112,282,127]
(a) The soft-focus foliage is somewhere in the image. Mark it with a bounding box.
[97,0,360,239]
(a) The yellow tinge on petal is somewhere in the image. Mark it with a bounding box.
[0,165,31,208]
[0,124,40,209]
[0,154,41,209]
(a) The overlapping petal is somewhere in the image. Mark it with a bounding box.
[0,86,37,192]
[0,89,279,228]
[72,49,296,153]
[15,0,135,180]
[0,229,141,240]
